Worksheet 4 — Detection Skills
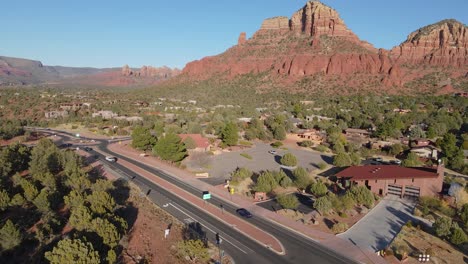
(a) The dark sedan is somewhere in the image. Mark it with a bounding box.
[236,208,253,218]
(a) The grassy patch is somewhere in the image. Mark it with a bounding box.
[239,140,253,147]
[240,153,253,160]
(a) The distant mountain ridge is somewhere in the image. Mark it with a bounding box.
[0,55,180,86]
[177,1,468,94]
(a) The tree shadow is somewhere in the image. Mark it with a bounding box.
[318,166,345,177]
[274,155,282,165]
[182,222,208,247]
[320,155,333,165]
[111,179,131,206]
[115,202,139,232]
[323,218,336,229]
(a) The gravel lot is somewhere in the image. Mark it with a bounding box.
[202,143,332,185]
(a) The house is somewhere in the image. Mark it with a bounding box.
[306,115,333,122]
[344,128,370,137]
[289,117,302,127]
[410,146,439,159]
[45,110,68,119]
[238,117,252,123]
[335,164,444,198]
[92,110,118,119]
[59,103,82,111]
[295,130,324,142]
[369,140,395,150]
[412,138,431,147]
[178,134,211,152]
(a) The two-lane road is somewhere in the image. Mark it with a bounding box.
[33,128,360,264]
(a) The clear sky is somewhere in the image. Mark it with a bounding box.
[1,0,466,69]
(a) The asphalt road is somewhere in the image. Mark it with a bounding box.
[33,128,358,264]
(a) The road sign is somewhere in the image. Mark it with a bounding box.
[202,191,211,200]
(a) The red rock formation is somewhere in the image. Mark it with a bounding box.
[121,65,180,78]
[390,19,467,66]
[180,1,467,94]
[238,32,246,45]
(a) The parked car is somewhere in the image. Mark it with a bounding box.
[390,159,402,165]
[268,150,277,155]
[105,156,117,162]
[372,157,383,162]
[83,147,93,152]
[236,208,252,218]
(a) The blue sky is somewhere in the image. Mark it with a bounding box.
[1,0,466,69]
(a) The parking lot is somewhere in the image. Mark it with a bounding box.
[202,143,332,185]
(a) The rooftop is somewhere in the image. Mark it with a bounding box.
[178,134,210,149]
[335,165,439,180]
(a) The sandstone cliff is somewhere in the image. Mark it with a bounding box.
[121,65,181,79]
[390,19,467,66]
[180,1,467,94]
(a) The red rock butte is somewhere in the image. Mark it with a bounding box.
[180,1,468,94]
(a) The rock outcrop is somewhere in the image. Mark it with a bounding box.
[177,1,468,94]
[390,19,467,66]
[121,65,181,79]
[238,32,247,45]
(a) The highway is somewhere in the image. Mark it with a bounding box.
[33,128,359,264]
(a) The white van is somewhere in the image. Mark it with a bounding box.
[105,156,117,162]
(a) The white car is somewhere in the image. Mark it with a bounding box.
[268,150,277,155]
[105,156,117,162]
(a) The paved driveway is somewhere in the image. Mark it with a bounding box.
[338,196,417,252]
[203,143,332,185]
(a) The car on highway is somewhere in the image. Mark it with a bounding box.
[268,150,277,155]
[236,208,253,218]
[83,147,93,152]
[389,159,402,165]
[105,156,117,162]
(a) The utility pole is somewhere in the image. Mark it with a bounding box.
[216,233,223,264]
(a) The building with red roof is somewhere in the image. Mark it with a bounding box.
[335,165,444,198]
[178,134,211,152]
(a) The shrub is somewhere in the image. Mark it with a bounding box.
[277,194,299,210]
[338,212,348,218]
[239,140,253,146]
[255,171,277,193]
[271,141,283,148]
[318,162,327,170]
[230,167,252,185]
[310,181,328,197]
[331,222,349,234]
[433,217,452,237]
[281,153,297,167]
[176,239,209,263]
[405,221,413,228]
[298,140,313,148]
[350,186,375,208]
[314,196,332,214]
[315,145,328,153]
[240,153,252,160]
[279,176,293,188]
[292,167,310,189]
[450,227,468,245]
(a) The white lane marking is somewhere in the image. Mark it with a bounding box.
[169,202,249,254]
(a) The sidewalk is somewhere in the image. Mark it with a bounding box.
[108,141,387,264]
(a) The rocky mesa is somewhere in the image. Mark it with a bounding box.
[180,1,468,94]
